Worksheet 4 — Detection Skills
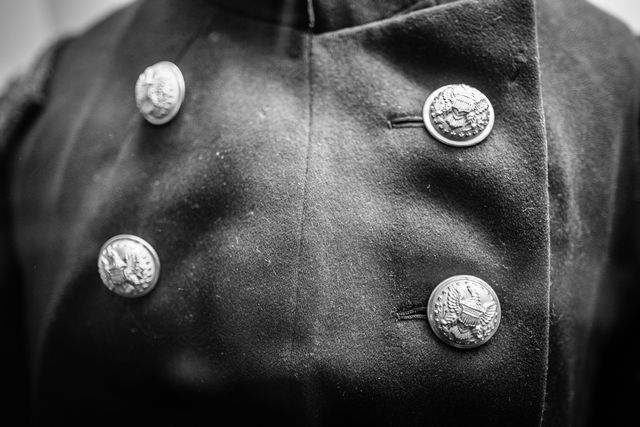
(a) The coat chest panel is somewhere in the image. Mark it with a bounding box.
[8,0,639,425]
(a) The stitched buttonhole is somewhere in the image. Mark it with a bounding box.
[395,306,428,321]
[387,115,425,130]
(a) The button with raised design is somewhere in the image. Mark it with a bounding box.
[135,61,185,125]
[422,84,494,147]
[427,275,501,349]
[98,234,161,297]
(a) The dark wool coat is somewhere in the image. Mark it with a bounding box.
[1,0,639,425]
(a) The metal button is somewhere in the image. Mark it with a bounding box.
[422,84,494,147]
[135,61,185,125]
[427,275,501,349]
[98,234,161,297]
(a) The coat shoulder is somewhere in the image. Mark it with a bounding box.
[0,1,140,155]
[0,38,69,154]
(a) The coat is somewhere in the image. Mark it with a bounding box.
[1,0,639,425]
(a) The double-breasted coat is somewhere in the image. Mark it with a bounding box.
[1,0,639,425]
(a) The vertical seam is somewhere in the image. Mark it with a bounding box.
[290,25,314,356]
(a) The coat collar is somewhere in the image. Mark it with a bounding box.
[203,0,457,32]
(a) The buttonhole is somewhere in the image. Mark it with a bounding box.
[387,115,424,129]
[395,306,428,321]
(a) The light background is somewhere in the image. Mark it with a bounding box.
[0,0,639,88]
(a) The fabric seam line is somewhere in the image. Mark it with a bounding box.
[290,29,314,358]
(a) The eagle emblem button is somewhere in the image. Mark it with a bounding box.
[422,84,494,147]
[98,235,161,298]
[135,61,185,125]
[427,275,501,349]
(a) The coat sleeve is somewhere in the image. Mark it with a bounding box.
[0,38,71,425]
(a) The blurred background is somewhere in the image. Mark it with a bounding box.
[1,0,639,89]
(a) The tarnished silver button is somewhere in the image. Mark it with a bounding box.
[98,234,161,297]
[422,84,494,147]
[135,61,185,125]
[427,275,501,349]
